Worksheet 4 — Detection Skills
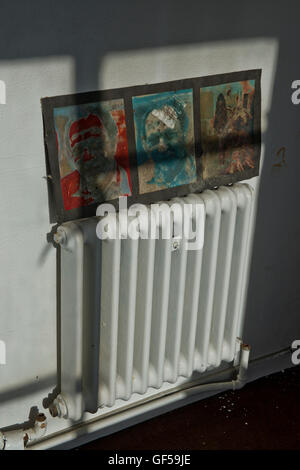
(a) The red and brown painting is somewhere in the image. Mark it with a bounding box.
[200,80,257,179]
[54,98,132,211]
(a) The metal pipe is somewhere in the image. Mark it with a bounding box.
[0,413,47,450]
[183,343,250,397]
[49,343,250,420]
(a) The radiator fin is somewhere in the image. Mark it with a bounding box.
[98,224,121,407]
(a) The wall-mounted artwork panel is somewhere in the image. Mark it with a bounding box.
[42,69,261,223]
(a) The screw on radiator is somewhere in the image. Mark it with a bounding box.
[172,239,181,251]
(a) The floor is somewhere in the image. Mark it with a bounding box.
[79,366,300,450]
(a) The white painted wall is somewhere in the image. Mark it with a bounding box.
[0,57,74,426]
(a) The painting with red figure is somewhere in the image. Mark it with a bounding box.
[54,98,132,211]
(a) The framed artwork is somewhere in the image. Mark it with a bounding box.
[200,74,260,187]
[132,89,196,194]
[41,69,261,223]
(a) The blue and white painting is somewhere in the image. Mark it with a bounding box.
[132,89,197,194]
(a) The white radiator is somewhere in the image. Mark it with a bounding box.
[54,183,254,421]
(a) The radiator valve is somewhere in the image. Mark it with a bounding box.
[49,394,68,419]
[53,227,67,246]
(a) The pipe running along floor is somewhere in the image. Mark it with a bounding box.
[79,365,300,450]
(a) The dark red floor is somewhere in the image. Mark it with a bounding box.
[80,366,300,450]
